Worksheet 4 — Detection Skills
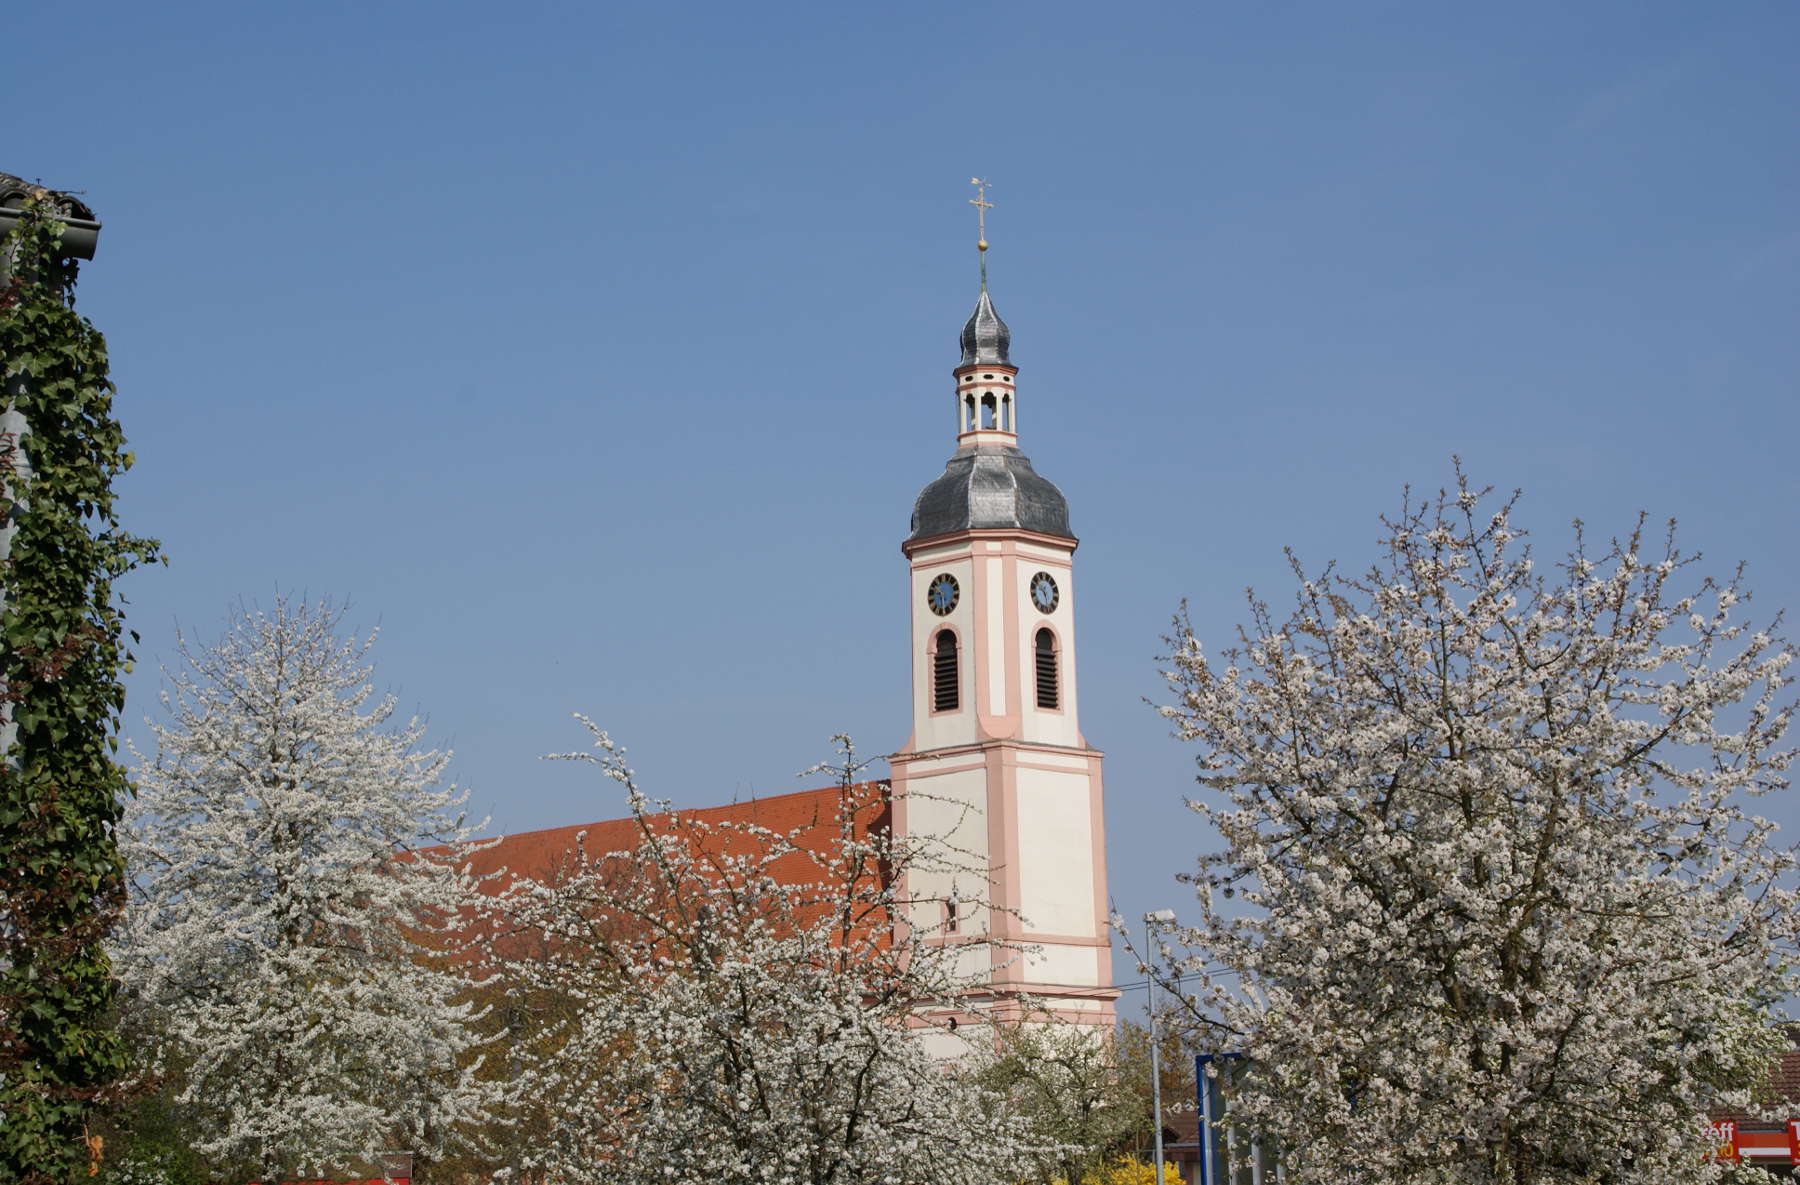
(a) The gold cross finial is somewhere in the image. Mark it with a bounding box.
[969,177,993,252]
[969,177,994,290]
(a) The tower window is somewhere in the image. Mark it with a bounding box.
[1035,628,1059,710]
[933,630,960,712]
[981,393,998,429]
[944,897,959,933]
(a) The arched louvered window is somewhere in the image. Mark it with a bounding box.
[1035,628,1060,710]
[933,630,960,713]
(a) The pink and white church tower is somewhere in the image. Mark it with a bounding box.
[889,255,1117,1032]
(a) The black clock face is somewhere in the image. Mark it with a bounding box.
[1030,571,1060,614]
[927,573,960,616]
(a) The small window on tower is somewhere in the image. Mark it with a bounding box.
[981,393,997,429]
[1035,628,1060,710]
[933,630,960,712]
[944,897,959,933]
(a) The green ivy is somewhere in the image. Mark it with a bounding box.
[0,194,159,1185]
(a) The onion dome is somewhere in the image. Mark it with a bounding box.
[958,290,1011,367]
[909,443,1073,543]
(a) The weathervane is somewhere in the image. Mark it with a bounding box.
[969,177,993,290]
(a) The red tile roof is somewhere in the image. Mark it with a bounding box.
[1715,1030,1800,1129]
[1772,1043,1800,1103]
[434,781,897,964]
[457,781,891,892]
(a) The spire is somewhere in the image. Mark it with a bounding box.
[960,178,1010,365]
[919,176,1069,541]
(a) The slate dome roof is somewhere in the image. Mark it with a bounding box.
[908,444,1073,543]
[959,290,1011,367]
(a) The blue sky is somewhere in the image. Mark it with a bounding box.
[10,0,1798,987]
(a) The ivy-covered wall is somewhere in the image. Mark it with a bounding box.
[0,191,158,1184]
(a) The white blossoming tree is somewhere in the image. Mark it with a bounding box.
[1158,471,1796,1185]
[115,599,497,1182]
[491,724,1034,1185]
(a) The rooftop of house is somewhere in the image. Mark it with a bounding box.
[1716,1029,1800,1129]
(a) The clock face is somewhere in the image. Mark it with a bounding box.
[927,573,960,616]
[1030,571,1060,614]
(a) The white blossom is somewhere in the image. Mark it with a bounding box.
[115,598,498,1180]
[1159,472,1796,1185]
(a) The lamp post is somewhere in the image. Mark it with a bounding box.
[1145,908,1177,1185]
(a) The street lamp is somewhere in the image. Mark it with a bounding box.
[1145,909,1177,1185]
[0,173,101,269]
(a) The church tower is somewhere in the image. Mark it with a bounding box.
[890,194,1116,1031]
